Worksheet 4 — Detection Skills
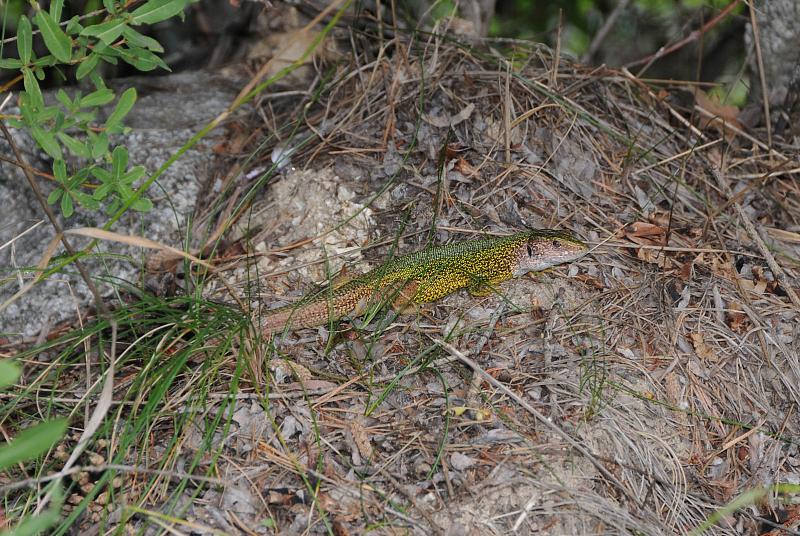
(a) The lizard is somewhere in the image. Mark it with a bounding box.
[260,229,588,335]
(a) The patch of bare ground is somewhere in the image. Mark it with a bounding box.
[7,9,800,536]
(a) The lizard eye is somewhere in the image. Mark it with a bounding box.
[526,243,533,256]
[552,240,561,248]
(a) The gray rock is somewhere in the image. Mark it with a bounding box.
[0,71,244,338]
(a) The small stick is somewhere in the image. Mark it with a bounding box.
[747,2,772,149]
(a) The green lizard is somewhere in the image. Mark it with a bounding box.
[261,229,588,335]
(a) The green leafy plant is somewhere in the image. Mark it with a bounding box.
[0,359,68,535]
[1,0,193,217]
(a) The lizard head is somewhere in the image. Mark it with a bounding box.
[513,229,588,275]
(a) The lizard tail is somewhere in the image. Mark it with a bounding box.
[260,286,372,335]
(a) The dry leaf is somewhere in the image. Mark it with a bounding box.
[664,372,682,406]
[349,420,373,460]
[453,157,478,177]
[677,260,693,281]
[725,302,749,334]
[692,87,743,139]
[450,452,477,470]
[423,103,475,128]
[283,360,312,382]
[637,247,672,268]
[738,278,767,295]
[690,332,717,361]
[624,222,667,246]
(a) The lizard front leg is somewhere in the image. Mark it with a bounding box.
[466,274,512,297]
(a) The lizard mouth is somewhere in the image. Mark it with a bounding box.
[514,243,587,275]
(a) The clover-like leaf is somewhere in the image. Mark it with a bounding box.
[60,190,74,217]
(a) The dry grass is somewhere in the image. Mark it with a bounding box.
[4,10,800,536]
[203,21,800,534]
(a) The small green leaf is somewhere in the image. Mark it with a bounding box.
[119,45,169,72]
[91,72,108,90]
[19,95,33,121]
[50,0,65,24]
[22,68,44,109]
[60,191,74,217]
[121,26,164,52]
[90,132,109,159]
[94,45,119,65]
[66,15,83,35]
[18,15,33,64]
[0,418,68,471]
[74,110,97,123]
[130,0,187,25]
[80,19,127,45]
[111,146,128,177]
[105,87,136,131]
[30,55,58,68]
[55,89,72,109]
[93,182,112,200]
[91,166,111,181]
[57,132,90,158]
[54,110,65,130]
[37,105,59,122]
[125,165,146,184]
[47,187,63,205]
[76,53,99,80]
[34,10,72,63]
[80,88,115,107]
[0,58,24,69]
[73,191,100,210]
[103,0,118,15]
[105,197,120,215]
[0,360,21,390]
[115,186,138,205]
[131,197,153,212]
[53,159,67,181]
[31,127,62,159]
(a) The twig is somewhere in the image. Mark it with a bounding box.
[582,0,632,63]
[625,0,742,72]
[747,1,772,148]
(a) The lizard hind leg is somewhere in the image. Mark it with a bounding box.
[467,275,509,297]
[387,280,421,315]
